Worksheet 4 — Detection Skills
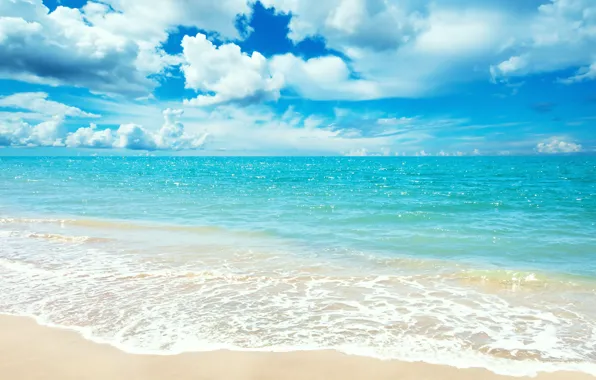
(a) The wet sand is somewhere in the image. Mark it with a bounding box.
[0,315,594,380]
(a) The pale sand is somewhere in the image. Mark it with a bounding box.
[0,315,593,380]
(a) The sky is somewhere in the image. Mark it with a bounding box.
[0,0,595,156]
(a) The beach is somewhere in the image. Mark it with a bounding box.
[2,0,596,376]
[1,156,595,378]
[1,314,594,380]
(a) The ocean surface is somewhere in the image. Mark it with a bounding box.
[0,156,595,376]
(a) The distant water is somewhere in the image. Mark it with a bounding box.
[0,156,595,376]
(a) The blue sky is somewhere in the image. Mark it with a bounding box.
[0,0,595,155]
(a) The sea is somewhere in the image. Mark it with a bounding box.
[0,156,595,376]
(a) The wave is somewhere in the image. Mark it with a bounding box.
[0,215,271,239]
[450,269,596,292]
[26,232,109,244]
[2,213,596,377]
[0,217,71,225]
[0,230,109,244]
[1,307,595,378]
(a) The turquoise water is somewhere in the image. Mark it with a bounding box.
[1,156,595,376]
[2,156,595,275]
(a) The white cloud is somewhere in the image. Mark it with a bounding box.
[111,123,159,150]
[181,33,284,106]
[71,98,405,154]
[491,0,596,82]
[97,0,251,41]
[64,123,114,149]
[0,92,99,118]
[67,108,208,150]
[3,93,566,155]
[559,63,596,84]
[153,108,209,150]
[0,0,252,96]
[257,1,518,98]
[4,0,595,107]
[0,1,154,95]
[0,116,65,147]
[536,137,583,154]
[491,56,528,79]
[87,97,565,156]
[258,0,596,98]
[198,105,396,154]
[259,0,425,51]
[2,107,208,151]
[270,54,379,100]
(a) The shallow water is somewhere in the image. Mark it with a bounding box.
[0,156,595,376]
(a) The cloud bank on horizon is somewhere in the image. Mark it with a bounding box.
[0,0,594,155]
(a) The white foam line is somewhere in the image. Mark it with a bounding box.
[1,311,595,378]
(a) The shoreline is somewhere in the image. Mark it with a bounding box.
[1,315,594,380]
[3,212,596,287]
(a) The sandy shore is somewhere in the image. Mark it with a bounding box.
[0,315,593,380]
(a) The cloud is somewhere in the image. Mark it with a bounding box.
[0,116,65,147]
[153,108,210,150]
[181,33,284,107]
[559,63,596,84]
[0,92,99,118]
[2,107,208,150]
[68,108,208,150]
[536,137,582,154]
[491,0,596,82]
[258,1,518,98]
[64,123,115,149]
[97,0,251,41]
[4,0,595,109]
[269,54,379,100]
[67,97,413,155]
[0,1,155,96]
[197,105,397,154]
[259,0,425,52]
[0,0,252,96]
[78,94,574,156]
[261,1,589,95]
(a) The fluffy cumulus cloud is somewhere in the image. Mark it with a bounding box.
[259,0,426,51]
[65,108,208,150]
[536,137,583,154]
[0,1,153,95]
[0,117,65,147]
[63,123,114,149]
[256,0,595,99]
[83,102,405,155]
[269,54,380,100]
[1,105,208,151]
[3,91,572,156]
[254,0,519,98]
[97,0,251,41]
[3,0,596,103]
[0,0,252,96]
[178,1,515,104]
[181,34,284,106]
[1,0,595,155]
[491,0,596,82]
